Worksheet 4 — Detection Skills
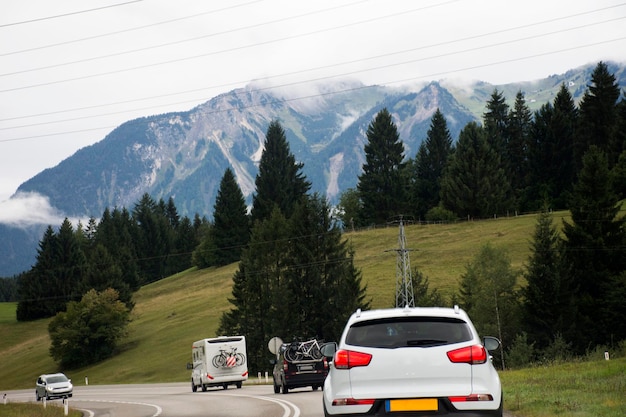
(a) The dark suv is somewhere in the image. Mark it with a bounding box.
[271,339,329,394]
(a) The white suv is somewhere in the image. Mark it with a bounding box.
[321,306,502,416]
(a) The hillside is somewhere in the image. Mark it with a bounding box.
[0,211,568,390]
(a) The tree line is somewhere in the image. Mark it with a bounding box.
[8,61,625,370]
[339,62,626,226]
[15,196,209,321]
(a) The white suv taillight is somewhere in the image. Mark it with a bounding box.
[446,345,487,364]
[334,349,372,369]
[449,394,494,402]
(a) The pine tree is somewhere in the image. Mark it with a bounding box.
[165,196,180,229]
[283,194,369,341]
[551,84,578,208]
[96,207,140,292]
[523,209,565,350]
[171,216,197,272]
[357,108,406,226]
[81,244,134,310]
[219,196,369,372]
[133,193,171,283]
[526,103,555,209]
[483,89,510,159]
[16,227,56,320]
[613,96,626,199]
[575,62,621,169]
[211,168,250,266]
[53,218,87,304]
[561,145,626,351]
[411,268,446,307]
[219,208,291,372]
[250,120,311,225]
[440,122,512,219]
[412,108,453,218]
[507,91,532,211]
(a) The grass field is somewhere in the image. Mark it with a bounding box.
[501,356,626,417]
[1,210,624,416]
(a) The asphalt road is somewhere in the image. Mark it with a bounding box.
[3,382,517,417]
[3,382,323,417]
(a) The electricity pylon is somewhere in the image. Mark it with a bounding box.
[393,216,415,308]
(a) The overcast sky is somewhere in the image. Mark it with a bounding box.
[1,0,625,224]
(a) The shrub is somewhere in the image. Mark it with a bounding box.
[425,206,457,223]
[48,288,131,368]
[505,332,535,369]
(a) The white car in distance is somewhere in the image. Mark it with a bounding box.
[35,373,73,401]
[321,306,502,416]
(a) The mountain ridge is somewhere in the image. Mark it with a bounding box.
[2,62,625,276]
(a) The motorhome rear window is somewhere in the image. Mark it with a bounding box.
[207,337,243,343]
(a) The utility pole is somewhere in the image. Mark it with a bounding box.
[393,216,415,308]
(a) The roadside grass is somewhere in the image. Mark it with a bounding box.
[0,403,82,417]
[501,356,626,417]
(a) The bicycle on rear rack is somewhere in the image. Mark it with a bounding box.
[212,346,245,368]
[284,339,323,362]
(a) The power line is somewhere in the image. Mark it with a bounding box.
[4,1,622,79]
[0,0,461,91]
[0,0,144,28]
[0,35,623,143]
[0,6,623,126]
[0,1,624,142]
[0,0,371,73]
[0,0,264,56]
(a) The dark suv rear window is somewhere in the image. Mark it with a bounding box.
[346,317,472,348]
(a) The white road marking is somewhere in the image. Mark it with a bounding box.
[78,399,163,417]
[222,393,301,417]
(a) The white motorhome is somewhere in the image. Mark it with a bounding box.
[188,336,248,391]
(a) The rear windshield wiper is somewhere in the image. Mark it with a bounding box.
[405,339,448,347]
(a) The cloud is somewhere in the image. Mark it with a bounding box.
[0,192,67,228]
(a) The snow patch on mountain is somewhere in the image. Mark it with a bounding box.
[326,152,345,199]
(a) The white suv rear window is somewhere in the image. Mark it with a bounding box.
[346,317,472,348]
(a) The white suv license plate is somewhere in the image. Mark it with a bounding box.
[386,399,438,412]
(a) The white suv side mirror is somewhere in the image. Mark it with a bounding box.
[483,336,501,352]
[320,342,337,359]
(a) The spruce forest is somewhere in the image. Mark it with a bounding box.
[7,62,626,372]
